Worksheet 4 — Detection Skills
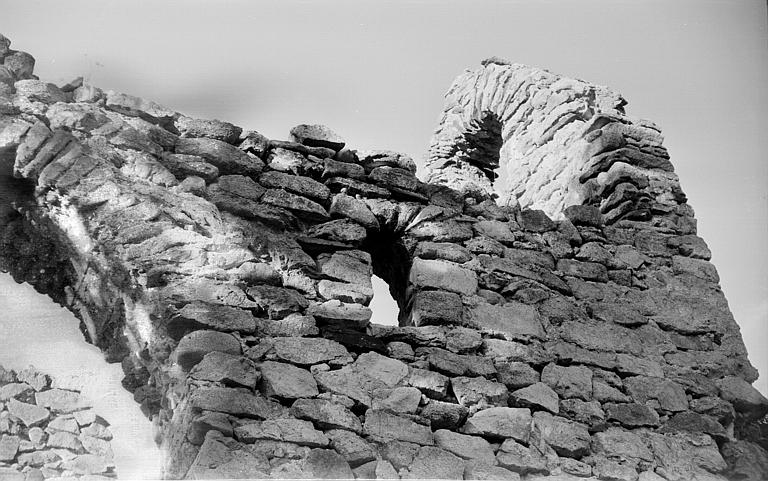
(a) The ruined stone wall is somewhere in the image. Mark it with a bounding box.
[0,364,117,480]
[0,34,766,480]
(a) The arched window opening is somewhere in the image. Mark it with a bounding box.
[363,232,411,328]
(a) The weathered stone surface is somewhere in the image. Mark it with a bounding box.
[604,402,660,427]
[462,407,532,442]
[715,375,768,419]
[541,363,593,401]
[270,337,350,365]
[175,116,242,144]
[421,400,469,430]
[532,411,591,458]
[259,361,318,399]
[410,290,464,326]
[402,446,466,479]
[559,398,605,426]
[465,462,522,480]
[176,137,263,175]
[434,429,495,465]
[496,439,549,475]
[329,193,379,229]
[496,361,540,389]
[291,124,346,151]
[645,432,727,479]
[363,410,433,445]
[465,301,544,341]
[186,432,270,479]
[15,368,49,392]
[0,383,32,401]
[372,386,421,413]
[410,258,478,296]
[262,188,330,222]
[512,382,560,414]
[624,376,688,412]
[171,302,257,337]
[235,418,329,447]
[189,387,285,419]
[246,285,309,320]
[414,241,473,264]
[451,376,509,409]
[558,259,609,282]
[445,327,483,353]
[291,398,362,433]
[260,170,330,201]
[0,435,19,462]
[422,347,497,377]
[174,330,242,371]
[188,412,233,445]
[592,427,653,464]
[326,429,376,467]
[318,279,373,304]
[660,411,727,441]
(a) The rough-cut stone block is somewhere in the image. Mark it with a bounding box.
[290,398,362,433]
[363,410,433,446]
[624,376,688,412]
[434,429,495,465]
[372,386,421,413]
[541,363,593,401]
[270,336,350,365]
[715,375,768,419]
[259,361,318,399]
[604,402,660,427]
[532,411,591,458]
[557,259,609,282]
[175,116,242,144]
[496,439,549,475]
[33,389,90,413]
[421,400,469,430]
[235,418,329,447]
[326,429,376,468]
[189,387,285,419]
[329,193,379,229]
[402,446,466,479]
[511,382,559,414]
[451,376,509,409]
[174,330,242,371]
[410,290,464,326]
[462,407,532,442]
[410,258,478,296]
[465,301,544,341]
[290,124,346,151]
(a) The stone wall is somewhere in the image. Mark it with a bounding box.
[0,33,766,480]
[0,365,116,480]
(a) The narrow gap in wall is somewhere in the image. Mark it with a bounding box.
[369,274,399,326]
[363,233,411,327]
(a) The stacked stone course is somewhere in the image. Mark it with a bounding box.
[0,365,116,480]
[0,33,767,480]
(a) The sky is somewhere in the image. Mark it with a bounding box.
[1,0,766,403]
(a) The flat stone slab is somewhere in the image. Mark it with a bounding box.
[290,398,363,433]
[462,407,532,443]
[259,361,318,399]
[363,410,434,446]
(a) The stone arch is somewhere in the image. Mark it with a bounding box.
[425,58,690,232]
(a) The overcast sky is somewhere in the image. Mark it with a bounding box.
[2,0,767,393]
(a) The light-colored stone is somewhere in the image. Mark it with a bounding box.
[462,407,532,443]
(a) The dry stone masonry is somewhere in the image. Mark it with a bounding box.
[0,33,767,480]
[0,365,116,480]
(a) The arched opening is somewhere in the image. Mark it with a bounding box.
[363,232,412,327]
